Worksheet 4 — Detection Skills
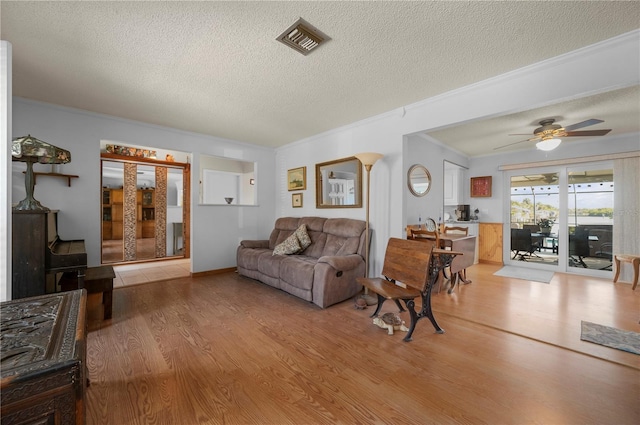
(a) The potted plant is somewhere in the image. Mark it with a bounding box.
[537,218,554,235]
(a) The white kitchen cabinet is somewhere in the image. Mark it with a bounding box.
[444,167,463,206]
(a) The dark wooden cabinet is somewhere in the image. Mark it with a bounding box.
[12,211,49,299]
[1,290,87,425]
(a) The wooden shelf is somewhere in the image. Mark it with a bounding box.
[26,172,79,187]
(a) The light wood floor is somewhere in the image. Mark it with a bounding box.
[103,238,182,263]
[86,264,640,424]
[111,258,191,287]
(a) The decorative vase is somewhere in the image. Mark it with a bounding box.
[540,226,551,235]
[224,197,233,204]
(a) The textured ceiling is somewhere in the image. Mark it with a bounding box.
[2,1,639,154]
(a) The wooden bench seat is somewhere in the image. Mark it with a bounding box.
[357,237,461,342]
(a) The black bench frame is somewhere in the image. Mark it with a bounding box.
[357,238,460,342]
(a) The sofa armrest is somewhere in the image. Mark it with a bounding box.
[317,254,363,271]
[240,240,270,249]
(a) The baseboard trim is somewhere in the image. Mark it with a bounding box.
[191,267,237,278]
[479,259,504,265]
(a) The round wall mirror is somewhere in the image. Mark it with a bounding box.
[407,164,431,197]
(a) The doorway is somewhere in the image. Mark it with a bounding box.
[506,162,613,276]
[101,156,190,264]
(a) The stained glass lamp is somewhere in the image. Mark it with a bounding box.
[12,135,71,211]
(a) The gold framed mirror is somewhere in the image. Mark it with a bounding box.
[407,164,431,197]
[315,156,362,208]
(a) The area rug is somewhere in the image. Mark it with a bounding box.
[580,321,640,355]
[493,266,554,283]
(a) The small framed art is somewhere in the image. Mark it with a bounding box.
[292,193,303,208]
[470,176,492,197]
[288,167,306,191]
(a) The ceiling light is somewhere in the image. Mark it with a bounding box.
[276,18,329,55]
[536,137,562,151]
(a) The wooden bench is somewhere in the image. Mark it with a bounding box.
[357,238,461,342]
[61,265,115,320]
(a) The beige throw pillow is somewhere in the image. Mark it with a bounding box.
[295,224,312,251]
[273,232,302,255]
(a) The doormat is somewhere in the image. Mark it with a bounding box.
[493,266,554,283]
[580,321,640,355]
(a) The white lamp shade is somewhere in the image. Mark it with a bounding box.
[536,138,562,151]
[355,152,383,166]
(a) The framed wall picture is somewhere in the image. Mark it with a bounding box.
[288,167,306,191]
[292,193,303,208]
[470,176,492,197]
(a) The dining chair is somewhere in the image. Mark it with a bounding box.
[410,228,440,247]
[443,226,469,236]
[442,226,470,290]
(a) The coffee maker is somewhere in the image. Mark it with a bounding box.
[456,204,470,221]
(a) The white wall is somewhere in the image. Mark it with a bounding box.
[405,134,469,227]
[275,31,640,278]
[10,99,277,279]
[1,41,12,301]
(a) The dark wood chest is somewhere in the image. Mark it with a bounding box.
[1,290,87,425]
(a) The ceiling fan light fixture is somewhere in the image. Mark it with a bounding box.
[536,138,562,151]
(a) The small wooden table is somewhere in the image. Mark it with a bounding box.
[613,254,640,290]
[442,234,477,293]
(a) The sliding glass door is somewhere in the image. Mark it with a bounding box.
[567,166,613,272]
[509,173,560,267]
[507,162,613,277]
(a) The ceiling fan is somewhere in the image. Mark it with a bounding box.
[495,118,612,151]
[540,173,558,184]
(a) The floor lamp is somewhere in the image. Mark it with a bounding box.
[355,152,383,305]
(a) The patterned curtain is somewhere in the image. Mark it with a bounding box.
[613,157,640,281]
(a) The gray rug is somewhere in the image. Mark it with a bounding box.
[580,321,640,355]
[493,266,554,283]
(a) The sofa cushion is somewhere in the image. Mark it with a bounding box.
[321,218,367,257]
[295,217,325,257]
[258,253,286,279]
[237,247,271,270]
[273,232,302,255]
[269,217,302,249]
[280,256,316,291]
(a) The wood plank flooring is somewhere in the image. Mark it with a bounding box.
[86,264,640,424]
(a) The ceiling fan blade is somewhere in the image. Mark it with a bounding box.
[563,118,604,132]
[565,129,612,137]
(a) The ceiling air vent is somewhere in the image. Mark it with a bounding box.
[276,18,330,56]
